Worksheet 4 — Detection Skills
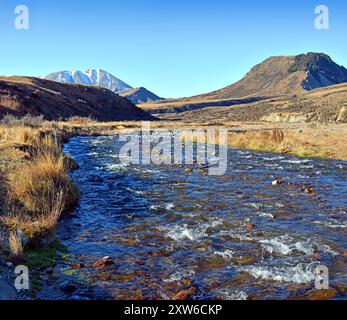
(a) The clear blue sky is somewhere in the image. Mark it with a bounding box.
[1,0,346,98]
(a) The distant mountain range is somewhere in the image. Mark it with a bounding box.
[44,69,162,104]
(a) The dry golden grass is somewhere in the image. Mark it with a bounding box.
[0,126,41,145]
[8,152,78,214]
[179,125,347,161]
[2,189,66,242]
[8,231,24,260]
[0,127,79,250]
[227,128,347,160]
[67,116,96,126]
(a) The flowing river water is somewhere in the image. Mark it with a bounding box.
[38,132,347,300]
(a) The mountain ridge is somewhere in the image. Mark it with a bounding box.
[0,76,155,121]
[44,69,133,93]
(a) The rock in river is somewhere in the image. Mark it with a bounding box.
[93,256,115,269]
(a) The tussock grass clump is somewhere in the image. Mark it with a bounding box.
[8,152,79,215]
[7,134,79,214]
[0,131,79,250]
[0,126,41,145]
[229,129,287,151]
[0,114,45,128]
[8,231,24,261]
[2,189,67,243]
[68,116,96,126]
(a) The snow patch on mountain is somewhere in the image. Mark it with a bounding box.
[44,69,133,93]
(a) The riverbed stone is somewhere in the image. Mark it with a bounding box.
[59,281,78,294]
[93,256,115,269]
[63,155,80,171]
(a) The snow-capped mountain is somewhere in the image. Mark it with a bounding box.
[44,69,133,93]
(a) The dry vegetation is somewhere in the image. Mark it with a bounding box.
[181,125,347,160]
[226,128,347,160]
[0,117,79,259]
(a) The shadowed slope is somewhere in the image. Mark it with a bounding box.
[0,77,156,121]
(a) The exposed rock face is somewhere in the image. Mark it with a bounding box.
[0,77,156,121]
[260,112,309,123]
[289,53,347,90]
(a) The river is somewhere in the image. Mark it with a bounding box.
[37,132,347,300]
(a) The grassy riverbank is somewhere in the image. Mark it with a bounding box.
[0,119,79,260]
[225,126,347,161]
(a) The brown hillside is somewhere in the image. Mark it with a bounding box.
[0,76,155,121]
[159,83,347,123]
[142,53,347,114]
[202,56,305,100]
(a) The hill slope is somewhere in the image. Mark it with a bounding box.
[199,52,347,100]
[0,77,155,121]
[120,87,163,104]
[160,83,347,123]
[143,53,347,113]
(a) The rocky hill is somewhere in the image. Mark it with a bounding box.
[144,53,347,112]
[120,87,163,104]
[199,52,347,100]
[0,76,155,121]
[141,53,347,120]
